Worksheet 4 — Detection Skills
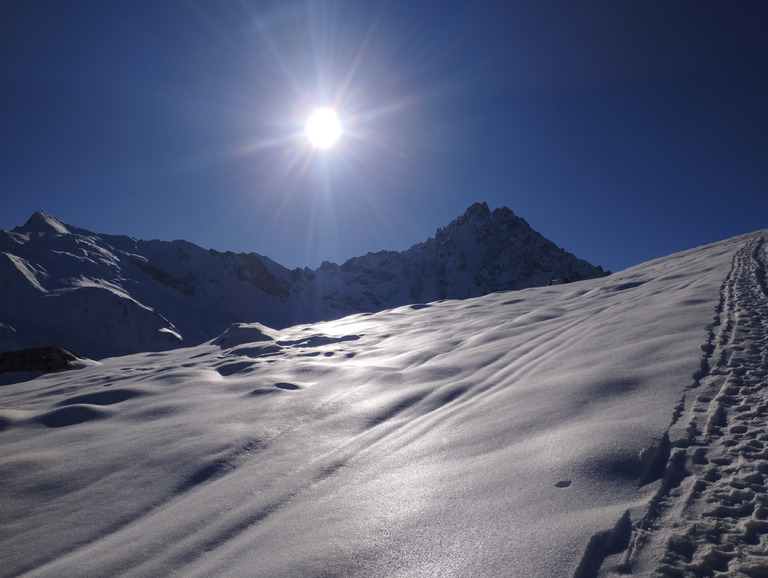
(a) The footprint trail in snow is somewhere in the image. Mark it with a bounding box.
[616,237,768,577]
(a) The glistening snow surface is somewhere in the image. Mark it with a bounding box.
[2,231,768,577]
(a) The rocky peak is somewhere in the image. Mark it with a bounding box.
[463,201,491,219]
[433,202,532,247]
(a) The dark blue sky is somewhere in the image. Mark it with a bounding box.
[2,1,767,272]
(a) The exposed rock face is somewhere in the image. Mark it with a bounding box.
[0,206,607,359]
[0,347,79,374]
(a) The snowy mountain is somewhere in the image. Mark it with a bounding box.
[1,229,767,577]
[0,203,605,359]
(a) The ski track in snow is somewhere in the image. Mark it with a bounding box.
[606,237,768,577]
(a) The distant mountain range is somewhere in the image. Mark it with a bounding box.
[0,203,607,359]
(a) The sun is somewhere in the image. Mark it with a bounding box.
[305,108,342,149]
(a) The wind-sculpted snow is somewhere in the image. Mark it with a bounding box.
[1,230,764,577]
[0,205,605,358]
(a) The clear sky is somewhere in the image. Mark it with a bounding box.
[2,1,767,273]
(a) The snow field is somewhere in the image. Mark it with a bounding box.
[0,231,765,577]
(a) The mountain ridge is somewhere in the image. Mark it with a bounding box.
[0,203,607,359]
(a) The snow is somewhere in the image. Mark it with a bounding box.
[0,206,606,359]
[1,230,768,576]
[19,212,72,236]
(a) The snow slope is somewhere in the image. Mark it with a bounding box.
[1,230,767,577]
[0,204,605,359]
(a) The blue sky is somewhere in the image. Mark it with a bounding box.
[2,1,767,273]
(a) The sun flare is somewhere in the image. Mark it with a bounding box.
[305,108,342,149]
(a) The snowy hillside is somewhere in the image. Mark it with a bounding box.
[1,230,767,576]
[0,204,605,359]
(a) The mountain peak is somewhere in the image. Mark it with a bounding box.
[464,201,491,217]
[435,202,528,241]
[19,212,72,235]
[452,203,526,231]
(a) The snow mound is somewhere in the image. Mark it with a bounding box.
[212,322,282,348]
